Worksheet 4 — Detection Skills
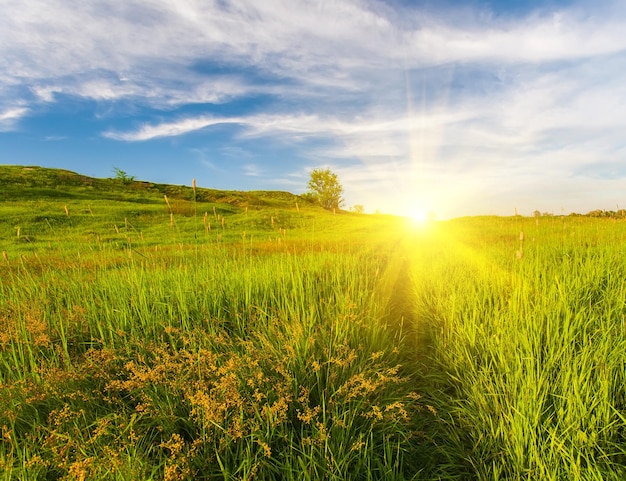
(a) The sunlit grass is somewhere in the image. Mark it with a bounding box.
[407,216,626,480]
[1,167,626,479]
[0,240,429,479]
[0,178,428,480]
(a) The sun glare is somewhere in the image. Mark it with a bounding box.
[410,209,428,223]
[406,207,433,227]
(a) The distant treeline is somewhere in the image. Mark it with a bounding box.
[533,209,626,218]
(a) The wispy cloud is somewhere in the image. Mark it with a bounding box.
[103,108,474,142]
[5,0,626,110]
[0,107,28,122]
[401,8,626,65]
[243,163,262,177]
[103,116,244,141]
[0,107,29,131]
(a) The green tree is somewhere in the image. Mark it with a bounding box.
[112,167,135,183]
[307,168,344,210]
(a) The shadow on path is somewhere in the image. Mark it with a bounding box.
[376,235,476,480]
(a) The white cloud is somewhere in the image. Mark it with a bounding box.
[4,0,626,109]
[0,107,29,131]
[0,107,28,122]
[243,163,262,177]
[103,116,244,141]
[402,9,626,66]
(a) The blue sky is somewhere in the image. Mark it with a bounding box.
[2,0,626,218]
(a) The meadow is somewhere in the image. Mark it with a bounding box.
[1,166,625,480]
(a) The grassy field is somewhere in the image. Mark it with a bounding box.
[1,166,625,480]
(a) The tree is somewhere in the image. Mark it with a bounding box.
[112,167,135,183]
[307,168,344,210]
[351,204,365,214]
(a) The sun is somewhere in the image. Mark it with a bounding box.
[409,208,429,224]
[405,206,434,227]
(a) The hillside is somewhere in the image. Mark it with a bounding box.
[0,165,306,208]
[0,165,397,258]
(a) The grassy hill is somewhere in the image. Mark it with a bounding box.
[0,165,394,258]
[0,165,301,205]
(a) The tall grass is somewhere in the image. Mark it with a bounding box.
[0,234,427,480]
[410,217,626,480]
[1,199,625,479]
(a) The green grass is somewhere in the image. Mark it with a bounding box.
[1,166,625,480]
[408,218,626,480]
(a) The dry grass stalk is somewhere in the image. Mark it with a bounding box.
[64,205,69,217]
[192,179,197,217]
[164,194,172,213]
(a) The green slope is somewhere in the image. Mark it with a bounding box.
[0,164,307,207]
[0,165,399,258]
